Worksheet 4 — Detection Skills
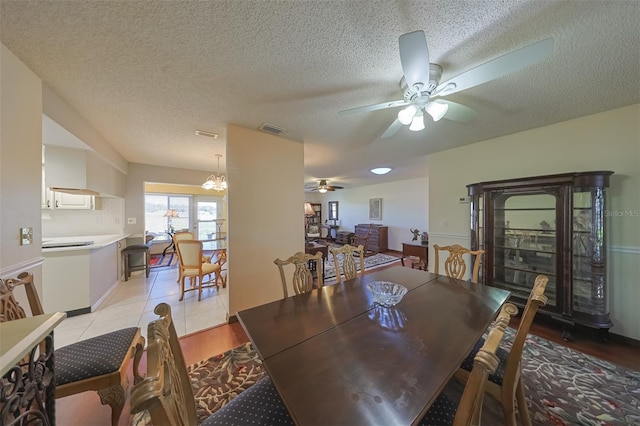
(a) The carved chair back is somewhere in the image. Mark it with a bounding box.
[433,244,485,283]
[453,303,517,425]
[130,303,198,425]
[329,244,365,283]
[0,272,44,321]
[454,274,548,426]
[274,251,323,298]
[1,272,145,426]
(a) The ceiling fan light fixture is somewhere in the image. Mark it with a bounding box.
[425,101,449,122]
[397,105,417,125]
[318,187,328,193]
[409,111,425,131]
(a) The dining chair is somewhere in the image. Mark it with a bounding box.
[329,243,365,283]
[0,272,145,426]
[433,244,485,284]
[454,274,549,426]
[211,248,228,288]
[274,251,324,298]
[199,302,517,426]
[130,303,198,425]
[175,240,221,301]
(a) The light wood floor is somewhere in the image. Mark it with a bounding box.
[56,254,639,425]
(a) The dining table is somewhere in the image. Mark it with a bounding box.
[237,265,510,425]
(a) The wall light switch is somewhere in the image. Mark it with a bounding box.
[20,227,33,245]
[127,218,136,224]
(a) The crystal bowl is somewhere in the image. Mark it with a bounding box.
[366,281,408,307]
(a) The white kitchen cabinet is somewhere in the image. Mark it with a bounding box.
[41,165,54,209]
[53,191,94,209]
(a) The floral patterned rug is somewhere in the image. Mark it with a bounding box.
[134,329,639,425]
[444,326,640,425]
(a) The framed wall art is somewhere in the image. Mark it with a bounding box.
[369,198,382,220]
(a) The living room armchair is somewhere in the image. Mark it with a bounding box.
[306,224,321,240]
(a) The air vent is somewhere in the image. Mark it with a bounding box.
[258,122,287,135]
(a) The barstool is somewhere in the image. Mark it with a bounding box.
[122,240,152,281]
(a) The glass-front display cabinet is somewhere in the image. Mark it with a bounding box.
[467,171,614,335]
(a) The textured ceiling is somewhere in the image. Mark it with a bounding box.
[1,1,639,189]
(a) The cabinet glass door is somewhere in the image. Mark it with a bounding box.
[492,192,557,306]
[572,189,606,316]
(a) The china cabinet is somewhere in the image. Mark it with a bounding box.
[467,171,614,336]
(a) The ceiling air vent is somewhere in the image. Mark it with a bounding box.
[258,122,287,135]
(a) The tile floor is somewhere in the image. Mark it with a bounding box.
[53,264,229,348]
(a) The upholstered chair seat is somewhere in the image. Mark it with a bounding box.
[55,327,140,386]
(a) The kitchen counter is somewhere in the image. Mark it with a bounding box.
[42,233,131,253]
[41,233,131,315]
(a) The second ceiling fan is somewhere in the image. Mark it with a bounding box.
[307,180,343,193]
[339,31,554,138]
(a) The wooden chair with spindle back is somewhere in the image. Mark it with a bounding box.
[455,274,549,426]
[329,243,365,283]
[274,251,324,298]
[433,244,485,284]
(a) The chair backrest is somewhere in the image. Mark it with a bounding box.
[433,244,485,283]
[352,224,372,253]
[130,303,198,425]
[329,244,365,283]
[1,272,45,322]
[274,251,323,298]
[454,303,518,425]
[173,231,195,242]
[502,274,548,394]
[176,240,204,272]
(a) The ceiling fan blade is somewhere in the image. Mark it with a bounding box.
[399,30,430,92]
[327,186,344,190]
[381,118,404,139]
[338,99,409,115]
[435,100,478,122]
[433,38,554,97]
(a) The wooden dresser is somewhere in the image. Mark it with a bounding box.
[354,224,388,253]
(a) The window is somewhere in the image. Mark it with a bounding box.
[145,194,191,234]
[328,201,339,221]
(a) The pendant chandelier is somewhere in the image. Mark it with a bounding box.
[202,154,227,191]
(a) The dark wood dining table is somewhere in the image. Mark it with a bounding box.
[237,266,510,425]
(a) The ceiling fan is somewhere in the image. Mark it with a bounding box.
[339,31,554,138]
[306,180,344,193]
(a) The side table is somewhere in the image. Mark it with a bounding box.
[401,241,429,270]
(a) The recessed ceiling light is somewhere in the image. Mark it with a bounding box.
[195,129,219,139]
[370,167,391,175]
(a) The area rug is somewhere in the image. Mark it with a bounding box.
[181,330,639,425]
[149,252,175,268]
[323,250,400,281]
[188,342,265,423]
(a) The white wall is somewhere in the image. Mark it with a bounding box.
[309,177,429,251]
[427,104,640,340]
[227,125,304,314]
[0,44,44,294]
